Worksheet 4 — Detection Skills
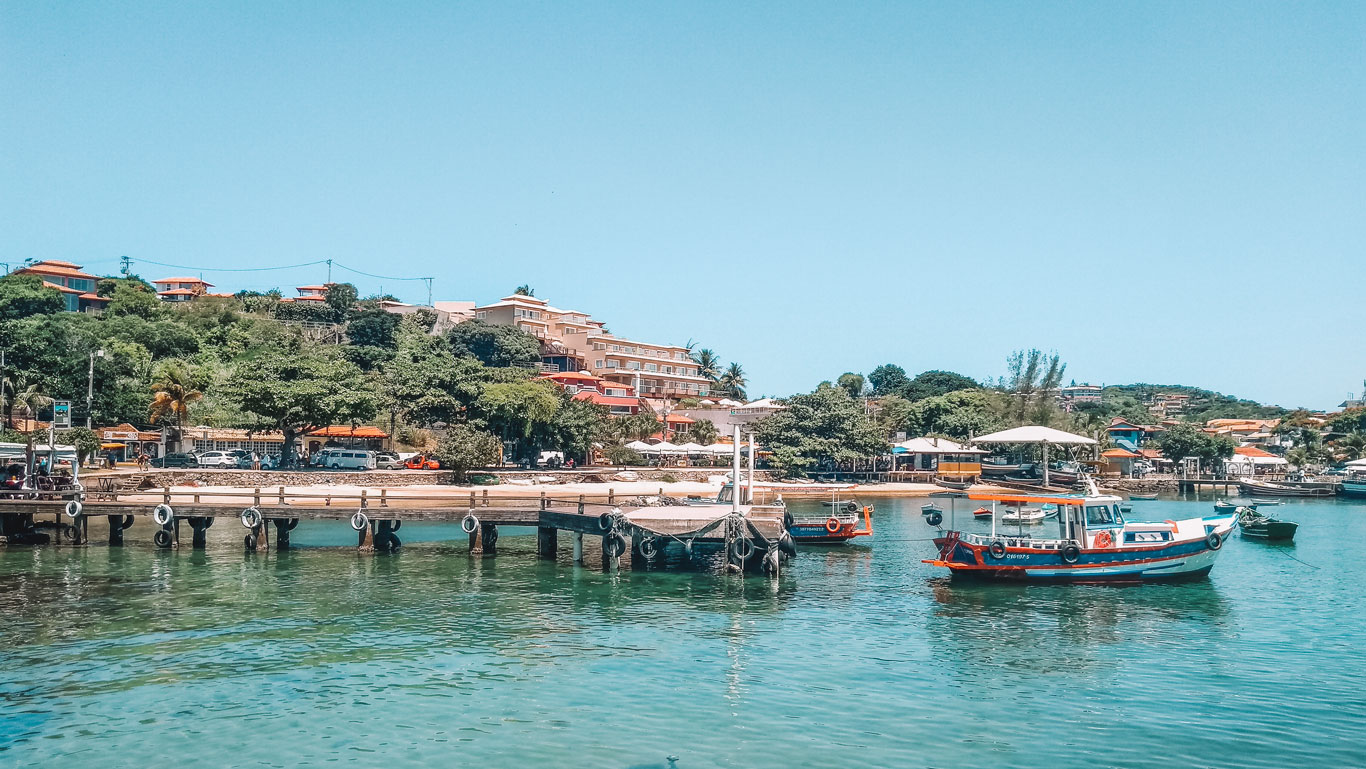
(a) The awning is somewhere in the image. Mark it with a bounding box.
[970,426,1097,445]
[101,442,127,449]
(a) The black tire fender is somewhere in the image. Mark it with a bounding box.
[988,541,1008,559]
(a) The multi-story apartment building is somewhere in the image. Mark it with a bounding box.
[11,260,109,312]
[471,294,711,400]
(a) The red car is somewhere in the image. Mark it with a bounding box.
[405,455,442,470]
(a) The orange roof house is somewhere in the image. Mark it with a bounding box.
[13,260,107,312]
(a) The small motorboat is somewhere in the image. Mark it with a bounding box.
[1249,498,1284,506]
[972,506,993,519]
[1214,500,1238,513]
[1237,478,1333,497]
[1237,506,1298,541]
[921,503,945,516]
[1129,493,1158,501]
[935,478,973,490]
[1001,507,1046,525]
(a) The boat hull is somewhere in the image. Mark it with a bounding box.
[927,531,1229,583]
[1341,480,1366,498]
[1240,520,1298,541]
[1238,480,1334,497]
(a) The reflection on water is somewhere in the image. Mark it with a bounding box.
[0,495,1364,768]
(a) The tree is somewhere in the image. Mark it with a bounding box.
[104,279,162,319]
[692,349,721,383]
[58,427,101,465]
[836,373,865,399]
[718,363,747,400]
[1154,423,1234,469]
[10,383,52,430]
[514,285,535,297]
[325,283,359,316]
[868,364,910,397]
[903,370,979,401]
[1003,349,1066,423]
[613,412,662,441]
[548,397,610,463]
[602,444,647,466]
[433,424,502,483]
[225,347,376,466]
[689,417,719,446]
[476,380,561,461]
[0,274,65,320]
[1334,432,1366,461]
[346,308,402,349]
[754,384,885,477]
[904,390,1005,441]
[381,333,486,429]
[447,320,541,368]
[149,360,205,450]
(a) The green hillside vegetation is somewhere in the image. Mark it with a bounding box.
[1101,384,1288,422]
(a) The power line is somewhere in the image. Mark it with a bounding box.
[331,261,431,282]
[130,257,330,273]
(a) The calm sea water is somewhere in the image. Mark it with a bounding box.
[2,493,1363,769]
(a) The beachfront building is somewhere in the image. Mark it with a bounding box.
[96,424,166,461]
[1203,418,1284,448]
[892,437,987,478]
[152,277,215,302]
[304,425,390,455]
[469,293,711,401]
[183,427,285,455]
[674,398,786,434]
[11,260,109,312]
[1105,418,1164,451]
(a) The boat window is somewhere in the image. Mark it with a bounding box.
[1112,504,1125,524]
[1085,505,1114,525]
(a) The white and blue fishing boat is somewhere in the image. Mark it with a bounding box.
[924,481,1237,583]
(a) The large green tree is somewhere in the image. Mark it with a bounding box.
[1154,423,1235,469]
[225,346,376,465]
[754,384,885,477]
[903,370,979,401]
[0,274,65,320]
[868,364,910,397]
[434,424,503,483]
[447,320,542,368]
[836,373,865,400]
[904,390,1005,441]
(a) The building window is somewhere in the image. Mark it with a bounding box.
[645,364,657,372]
[627,361,640,370]
[594,360,604,368]
[476,311,487,319]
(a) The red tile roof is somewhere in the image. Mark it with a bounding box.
[18,261,99,280]
[1102,448,1142,458]
[663,413,695,423]
[153,277,214,286]
[573,392,639,408]
[1234,446,1277,458]
[307,425,390,438]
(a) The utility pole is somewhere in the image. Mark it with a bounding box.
[119,255,131,275]
[86,349,104,429]
[424,277,433,306]
[326,259,332,284]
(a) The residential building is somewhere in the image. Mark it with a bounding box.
[1105,418,1163,451]
[279,284,331,303]
[470,293,711,400]
[1058,383,1103,406]
[152,276,216,302]
[675,398,786,434]
[11,260,109,312]
[540,371,642,416]
[1203,418,1283,447]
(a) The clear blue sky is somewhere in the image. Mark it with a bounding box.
[3,2,1362,409]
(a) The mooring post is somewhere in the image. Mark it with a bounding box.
[469,517,483,555]
[376,519,394,553]
[469,491,476,510]
[278,486,285,505]
[481,523,497,556]
[273,518,293,551]
[600,534,612,571]
[537,525,557,560]
[190,517,210,549]
[379,488,387,508]
[357,519,375,553]
[107,515,125,546]
[608,488,615,506]
[482,489,489,507]
[573,532,584,564]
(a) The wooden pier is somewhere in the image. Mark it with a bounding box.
[0,485,791,575]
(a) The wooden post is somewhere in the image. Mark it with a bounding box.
[482,489,489,507]
[376,519,394,553]
[481,523,497,556]
[253,487,261,507]
[278,486,286,505]
[191,517,209,549]
[469,491,476,510]
[608,488,615,505]
[469,517,483,555]
[253,520,268,553]
[540,491,547,510]
[107,515,125,546]
[600,534,613,571]
[379,488,387,508]
[537,526,557,559]
[163,486,171,504]
[357,519,375,553]
[273,519,293,551]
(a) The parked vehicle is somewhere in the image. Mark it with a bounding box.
[196,451,238,468]
[375,452,403,470]
[405,454,442,470]
[152,453,197,468]
[323,449,376,470]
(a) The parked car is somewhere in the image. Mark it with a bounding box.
[196,451,238,468]
[322,450,376,470]
[375,452,403,470]
[405,454,442,470]
[151,453,197,468]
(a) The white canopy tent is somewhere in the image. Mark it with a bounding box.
[1345,458,1366,469]
[1223,454,1288,475]
[624,440,654,453]
[639,441,683,455]
[970,426,1097,487]
[0,442,78,462]
[675,442,708,454]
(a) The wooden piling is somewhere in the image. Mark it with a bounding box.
[357,520,375,553]
[469,519,483,555]
[191,517,209,549]
[537,526,557,560]
[107,515,125,546]
[278,486,286,505]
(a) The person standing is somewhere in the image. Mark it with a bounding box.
[251,451,260,470]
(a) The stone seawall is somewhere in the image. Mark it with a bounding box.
[135,467,761,488]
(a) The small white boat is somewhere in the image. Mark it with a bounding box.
[1001,507,1046,525]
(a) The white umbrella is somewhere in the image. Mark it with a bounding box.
[675,442,707,454]
[705,443,735,455]
[625,440,654,452]
[971,426,1097,487]
[650,441,683,454]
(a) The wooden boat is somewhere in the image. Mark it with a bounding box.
[935,478,973,490]
[925,482,1238,582]
[1129,493,1158,501]
[790,503,873,543]
[1237,506,1298,541]
[1238,479,1334,497]
[1213,500,1237,513]
[972,506,993,519]
[921,503,944,516]
[981,461,1022,477]
[1001,507,1046,525]
[1249,498,1283,506]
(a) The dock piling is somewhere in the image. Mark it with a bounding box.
[537,526,557,560]
[573,532,584,564]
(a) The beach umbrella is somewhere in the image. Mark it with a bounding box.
[970,426,1096,487]
[675,442,707,454]
[625,440,654,452]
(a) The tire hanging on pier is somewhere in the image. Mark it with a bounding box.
[925,511,943,528]
[606,531,628,558]
[461,513,479,534]
[153,504,174,526]
[730,536,756,562]
[778,531,797,557]
[240,507,263,530]
[153,529,173,549]
[350,511,369,532]
[65,500,83,519]
[639,536,661,560]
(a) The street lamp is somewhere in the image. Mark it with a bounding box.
[86,348,105,429]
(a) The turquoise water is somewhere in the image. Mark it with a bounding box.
[2,494,1364,768]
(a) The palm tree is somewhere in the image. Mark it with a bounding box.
[149,361,203,451]
[718,363,747,400]
[11,384,52,432]
[692,348,720,383]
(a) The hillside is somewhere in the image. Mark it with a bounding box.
[1102,384,1288,423]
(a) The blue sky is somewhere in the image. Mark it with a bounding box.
[3,2,1362,409]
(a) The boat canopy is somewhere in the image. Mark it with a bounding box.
[0,443,78,461]
[968,491,1116,506]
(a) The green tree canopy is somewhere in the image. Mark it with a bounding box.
[904,390,1005,441]
[447,320,541,368]
[0,274,65,320]
[836,372,865,399]
[754,384,884,477]
[225,346,376,465]
[868,364,910,397]
[104,279,162,319]
[1154,423,1235,468]
[903,370,979,401]
[433,424,503,483]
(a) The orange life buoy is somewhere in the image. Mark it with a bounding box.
[825,518,841,534]
[1094,530,1113,549]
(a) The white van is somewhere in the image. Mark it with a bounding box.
[320,449,376,470]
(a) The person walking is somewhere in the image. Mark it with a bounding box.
[252,451,260,470]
